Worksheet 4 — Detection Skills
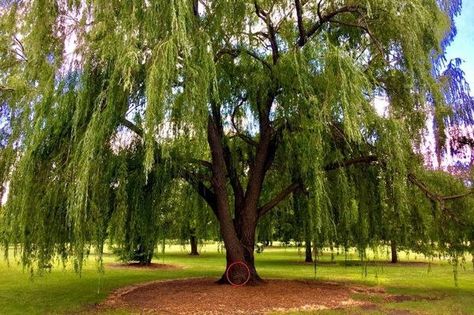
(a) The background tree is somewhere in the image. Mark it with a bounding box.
[0,0,473,284]
[108,141,165,265]
[166,181,218,256]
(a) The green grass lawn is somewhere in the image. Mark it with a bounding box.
[0,244,472,314]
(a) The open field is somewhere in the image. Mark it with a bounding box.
[0,245,472,314]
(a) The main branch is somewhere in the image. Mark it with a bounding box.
[295,0,306,46]
[408,173,474,202]
[182,170,218,216]
[121,118,143,138]
[258,183,302,218]
[300,4,365,47]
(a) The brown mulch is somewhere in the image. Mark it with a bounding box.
[106,262,183,270]
[97,278,389,314]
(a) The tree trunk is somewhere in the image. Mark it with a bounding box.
[190,234,199,256]
[133,243,154,265]
[391,241,398,264]
[217,238,263,285]
[215,205,264,285]
[298,191,312,263]
[205,108,274,285]
[305,240,313,263]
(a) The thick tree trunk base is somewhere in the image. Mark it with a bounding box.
[190,235,199,256]
[216,272,265,286]
[189,246,199,256]
[391,242,398,264]
[132,244,154,265]
[305,241,313,263]
[216,254,264,286]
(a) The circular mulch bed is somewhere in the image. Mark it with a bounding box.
[98,278,386,314]
[106,262,183,270]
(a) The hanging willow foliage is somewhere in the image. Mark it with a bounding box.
[0,0,472,281]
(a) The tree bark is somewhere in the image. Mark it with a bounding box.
[305,240,313,263]
[207,116,264,285]
[216,208,263,285]
[205,81,278,285]
[391,241,398,264]
[133,243,154,265]
[293,186,312,263]
[190,233,199,256]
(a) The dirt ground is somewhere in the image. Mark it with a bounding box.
[97,278,402,314]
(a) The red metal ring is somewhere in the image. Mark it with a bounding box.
[225,261,251,287]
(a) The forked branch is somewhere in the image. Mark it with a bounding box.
[408,173,474,202]
[300,4,365,47]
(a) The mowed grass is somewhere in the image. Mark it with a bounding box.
[0,244,472,314]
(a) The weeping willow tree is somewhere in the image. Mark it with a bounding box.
[0,0,473,284]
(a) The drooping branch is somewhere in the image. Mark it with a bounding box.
[408,173,441,202]
[190,159,212,169]
[258,155,379,217]
[121,114,215,210]
[328,18,384,57]
[324,155,379,171]
[121,118,212,172]
[12,35,28,62]
[258,182,302,218]
[442,191,474,201]
[230,130,258,147]
[121,118,143,138]
[0,85,14,92]
[324,155,472,202]
[300,4,365,47]
[257,154,473,220]
[215,47,272,71]
[408,173,474,202]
